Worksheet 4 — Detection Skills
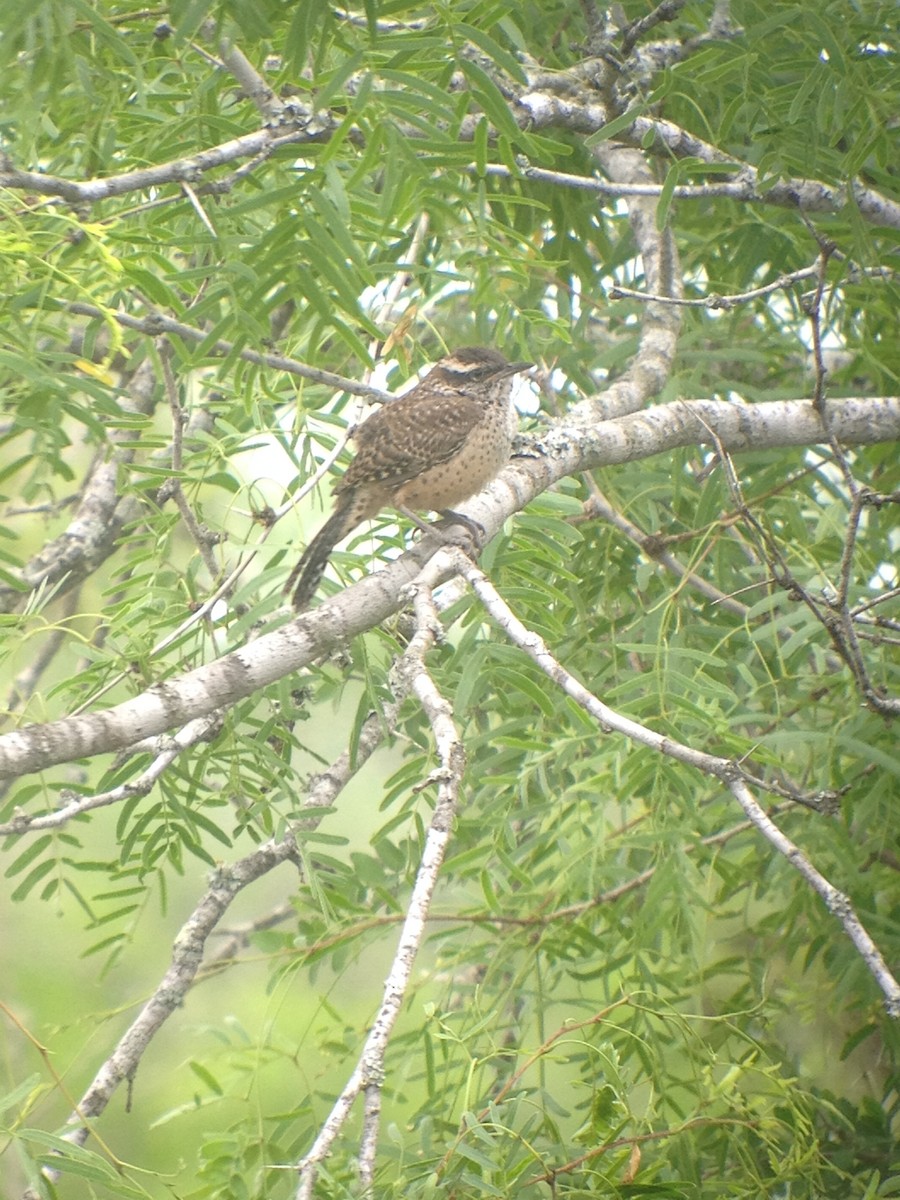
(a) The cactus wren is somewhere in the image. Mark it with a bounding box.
[285,346,532,609]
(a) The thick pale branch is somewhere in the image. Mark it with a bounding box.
[630,116,900,229]
[0,396,897,788]
[510,91,900,230]
[582,142,682,421]
[1,715,224,835]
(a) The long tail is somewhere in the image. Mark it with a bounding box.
[284,499,356,610]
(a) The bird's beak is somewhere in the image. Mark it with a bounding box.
[503,361,534,377]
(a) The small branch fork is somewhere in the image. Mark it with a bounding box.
[436,992,753,1190]
[434,999,635,1180]
[296,578,467,1197]
[608,258,893,311]
[620,0,689,54]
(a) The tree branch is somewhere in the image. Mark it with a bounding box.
[0,395,897,789]
[3,58,898,232]
[0,118,336,204]
[296,576,466,1197]
[454,554,900,1015]
[582,141,682,420]
[0,357,158,614]
[58,301,391,401]
[29,836,301,1190]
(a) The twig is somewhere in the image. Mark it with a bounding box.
[851,585,900,617]
[479,160,900,231]
[179,180,217,237]
[201,800,804,980]
[582,482,749,616]
[203,704,401,973]
[728,777,900,1013]
[68,546,259,718]
[621,0,689,55]
[333,7,430,32]
[435,1000,634,1179]
[802,233,839,407]
[578,479,852,689]
[0,118,337,205]
[2,1000,125,1174]
[0,714,224,836]
[622,118,900,229]
[0,357,159,614]
[2,589,81,721]
[698,413,898,716]
[609,264,821,309]
[527,1116,755,1187]
[211,26,285,121]
[802,237,865,498]
[159,347,222,580]
[59,300,391,402]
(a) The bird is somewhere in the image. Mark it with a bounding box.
[285,346,533,609]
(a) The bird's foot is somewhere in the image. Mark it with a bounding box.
[436,509,486,549]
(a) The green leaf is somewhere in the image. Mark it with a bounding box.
[656,162,680,230]
[0,1074,43,1117]
[460,59,522,140]
[285,0,330,74]
[585,104,645,146]
[456,23,527,84]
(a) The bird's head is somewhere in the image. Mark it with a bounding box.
[433,346,533,383]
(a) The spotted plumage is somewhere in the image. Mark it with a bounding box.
[285,347,532,609]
